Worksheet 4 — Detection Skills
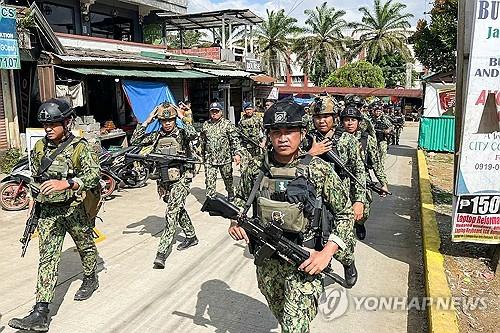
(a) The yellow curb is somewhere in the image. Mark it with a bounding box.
[417,150,459,333]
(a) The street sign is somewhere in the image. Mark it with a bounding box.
[245,58,261,72]
[0,5,20,69]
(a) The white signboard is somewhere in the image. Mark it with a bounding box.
[453,0,500,243]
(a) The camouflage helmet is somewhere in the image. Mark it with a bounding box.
[156,103,177,120]
[37,98,74,123]
[263,98,305,129]
[310,96,336,116]
[340,106,363,120]
[344,94,364,107]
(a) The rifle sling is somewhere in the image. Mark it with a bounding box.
[37,133,76,178]
[242,170,265,216]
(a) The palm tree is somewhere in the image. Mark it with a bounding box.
[293,2,349,85]
[256,9,301,79]
[351,0,414,62]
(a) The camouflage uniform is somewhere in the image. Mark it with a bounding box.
[234,153,353,332]
[131,120,198,254]
[324,129,366,266]
[30,136,100,303]
[371,114,394,162]
[201,118,242,198]
[238,113,264,172]
[355,130,388,224]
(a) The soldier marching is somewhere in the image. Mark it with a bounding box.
[9,93,397,332]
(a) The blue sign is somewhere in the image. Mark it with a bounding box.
[0,6,20,69]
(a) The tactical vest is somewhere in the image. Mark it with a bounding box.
[257,164,308,234]
[33,137,82,204]
[156,135,182,155]
[251,155,330,249]
[155,132,191,182]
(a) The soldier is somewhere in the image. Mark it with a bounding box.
[264,98,275,111]
[341,106,389,239]
[345,94,376,138]
[390,107,405,145]
[371,103,394,162]
[228,99,353,332]
[9,99,100,332]
[238,102,265,162]
[130,103,199,268]
[307,95,366,287]
[201,102,242,200]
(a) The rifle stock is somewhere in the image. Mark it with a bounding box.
[201,194,350,288]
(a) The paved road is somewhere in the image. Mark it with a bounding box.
[0,125,425,332]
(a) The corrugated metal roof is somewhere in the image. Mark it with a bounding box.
[277,86,423,98]
[194,68,252,78]
[55,55,185,67]
[55,67,216,79]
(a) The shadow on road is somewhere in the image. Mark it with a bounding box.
[123,216,165,237]
[173,279,278,333]
[190,187,207,205]
[49,250,105,319]
[360,147,427,333]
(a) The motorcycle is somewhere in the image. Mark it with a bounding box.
[0,156,31,211]
[99,145,150,198]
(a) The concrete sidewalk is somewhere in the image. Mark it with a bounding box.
[0,126,425,332]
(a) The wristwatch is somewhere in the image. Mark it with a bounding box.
[67,178,75,189]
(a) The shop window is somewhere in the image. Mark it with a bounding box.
[90,11,133,41]
[41,2,75,34]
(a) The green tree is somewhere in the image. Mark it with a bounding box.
[413,0,458,73]
[351,0,413,62]
[292,2,349,85]
[166,30,208,49]
[256,9,301,78]
[143,24,163,45]
[374,53,417,88]
[323,61,385,88]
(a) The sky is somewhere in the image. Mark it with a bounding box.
[186,0,429,28]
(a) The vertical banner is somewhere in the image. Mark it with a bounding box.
[0,5,20,69]
[452,1,500,243]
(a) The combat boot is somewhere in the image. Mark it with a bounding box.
[8,302,50,332]
[153,252,167,269]
[177,236,199,251]
[74,273,99,301]
[343,261,358,288]
[355,224,366,240]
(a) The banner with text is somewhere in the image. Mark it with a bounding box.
[453,0,500,243]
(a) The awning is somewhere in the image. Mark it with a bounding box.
[251,74,276,84]
[55,66,216,79]
[194,68,252,78]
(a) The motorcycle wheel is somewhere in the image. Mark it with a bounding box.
[100,172,116,199]
[120,160,149,188]
[0,180,29,211]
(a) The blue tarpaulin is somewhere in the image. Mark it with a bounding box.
[293,97,314,106]
[122,80,181,133]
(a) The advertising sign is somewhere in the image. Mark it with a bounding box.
[453,1,500,243]
[0,6,20,69]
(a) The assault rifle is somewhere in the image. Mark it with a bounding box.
[125,152,200,183]
[201,194,350,288]
[20,175,41,257]
[307,132,391,196]
[239,132,265,152]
